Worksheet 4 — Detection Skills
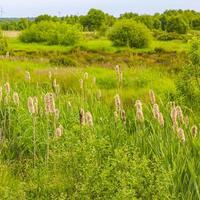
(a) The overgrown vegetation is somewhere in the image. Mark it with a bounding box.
[0,30,8,54]
[20,21,82,46]
[0,56,199,199]
[176,38,200,105]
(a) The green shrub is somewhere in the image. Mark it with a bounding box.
[153,29,186,41]
[20,21,82,46]
[166,16,189,34]
[49,56,77,67]
[176,38,200,106]
[108,19,152,48]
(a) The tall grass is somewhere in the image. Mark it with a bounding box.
[0,64,199,199]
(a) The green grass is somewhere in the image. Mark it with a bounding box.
[0,59,199,199]
[7,36,190,54]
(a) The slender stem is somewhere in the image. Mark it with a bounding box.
[33,116,36,168]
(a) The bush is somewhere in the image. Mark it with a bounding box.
[166,16,189,34]
[108,19,152,48]
[153,29,186,41]
[0,31,8,54]
[49,56,77,67]
[20,21,82,46]
[176,38,200,106]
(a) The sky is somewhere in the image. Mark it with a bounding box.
[1,0,200,18]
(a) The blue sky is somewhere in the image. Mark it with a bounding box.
[1,0,200,17]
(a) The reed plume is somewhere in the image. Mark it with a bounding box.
[25,71,31,81]
[177,128,185,143]
[44,93,56,114]
[158,112,164,127]
[152,103,160,119]
[191,125,198,138]
[121,109,126,125]
[135,100,144,123]
[149,90,156,105]
[85,111,93,126]
[55,125,63,138]
[114,94,121,112]
[4,82,10,95]
[84,72,88,80]
[28,97,36,114]
[176,106,184,124]
[13,92,20,106]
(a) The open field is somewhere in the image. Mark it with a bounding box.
[7,35,189,54]
[3,30,20,38]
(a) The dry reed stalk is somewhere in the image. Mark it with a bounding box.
[158,112,164,127]
[149,90,156,105]
[121,109,126,125]
[114,94,121,112]
[79,108,85,126]
[0,87,2,102]
[25,71,31,81]
[176,106,184,124]
[191,125,198,138]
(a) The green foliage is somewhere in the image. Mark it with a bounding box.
[0,18,31,31]
[35,14,59,23]
[166,16,189,34]
[108,19,152,48]
[0,31,8,53]
[153,29,186,41]
[176,38,200,105]
[0,163,25,199]
[49,56,77,67]
[20,21,82,46]
[80,8,106,31]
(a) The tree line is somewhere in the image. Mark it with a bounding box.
[1,9,200,34]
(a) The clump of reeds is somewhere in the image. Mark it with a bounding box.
[79,108,93,127]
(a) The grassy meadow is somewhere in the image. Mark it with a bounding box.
[0,22,200,200]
